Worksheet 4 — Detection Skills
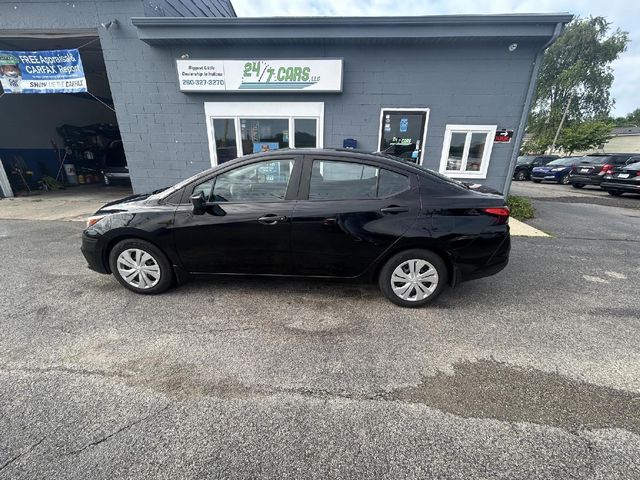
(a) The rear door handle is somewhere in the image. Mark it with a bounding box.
[380,205,409,214]
[258,214,288,225]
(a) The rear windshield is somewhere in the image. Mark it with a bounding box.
[577,156,609,165]
[625,161,640,170]
[547,157,578,166]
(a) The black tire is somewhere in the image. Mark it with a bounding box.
[532,179,542,183]
[515,170,528,181]
[607,190,623,197]
[108,239,173,294]
[559,174,570,185]
[571,183,585,189]
[378,249,447,308]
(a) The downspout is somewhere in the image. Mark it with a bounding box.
[502,22,564,197]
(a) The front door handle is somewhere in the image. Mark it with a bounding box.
[258,214,288,225]
[380,205,409,214]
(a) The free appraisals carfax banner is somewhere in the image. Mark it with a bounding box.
[0,49,87,94]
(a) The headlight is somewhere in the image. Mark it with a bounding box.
[86,215,106,228]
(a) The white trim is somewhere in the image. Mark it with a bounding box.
[376,107,430,165]
[204,102,324,167]
[438,124,497,179]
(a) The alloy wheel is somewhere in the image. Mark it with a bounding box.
[116,248,161,289]
[390,259,439,302]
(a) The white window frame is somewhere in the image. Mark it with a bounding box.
[438,124,497,179]
[204,102,324,167]
[376,107,430,165]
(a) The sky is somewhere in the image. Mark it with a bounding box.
[231,0,639,117]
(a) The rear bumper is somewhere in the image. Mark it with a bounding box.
[81,233,109,274]
[454,233,510,285]
[600,181,640,193]
[569,174,602,185]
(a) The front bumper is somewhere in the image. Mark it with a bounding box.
[81,232,109,274]
[600,181,640,193]
[531,172,561,182]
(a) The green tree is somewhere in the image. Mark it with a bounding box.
[528,17,629,151]
[612,108,640,127]
[555,120,613,154]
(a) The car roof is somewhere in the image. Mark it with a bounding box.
[238,148,428,174]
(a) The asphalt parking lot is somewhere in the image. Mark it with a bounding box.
[1,183,639,479]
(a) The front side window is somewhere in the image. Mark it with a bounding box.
[439,125,497,178]
[212,159,293,202]
[309,160,409,200]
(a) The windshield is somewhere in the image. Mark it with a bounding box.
[577,155,609,165]
[547,157,578,166]
[517,156,534,164]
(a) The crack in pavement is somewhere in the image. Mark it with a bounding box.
[0,437,45,476]
[0,365,132,380]
[65,404,170,456]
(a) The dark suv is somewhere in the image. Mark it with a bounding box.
[568,154,638,189]
[513,155,558,181]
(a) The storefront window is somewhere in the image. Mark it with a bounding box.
[294,119,317,148]
[439,125,497,179]
[240,118,289,154]
[205,102,324,166]
[212,118,237,164]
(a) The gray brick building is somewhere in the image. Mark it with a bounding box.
[0,1,571,195]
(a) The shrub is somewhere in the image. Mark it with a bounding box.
[507,195,535,221]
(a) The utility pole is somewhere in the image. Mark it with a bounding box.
[550,91,574,153]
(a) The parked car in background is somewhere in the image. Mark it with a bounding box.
[600,159,640,196]
[513,155,559,181]
[531,156,582,185]
[102,140,130,186]
[81,149,510,308]
[568,153,638,189]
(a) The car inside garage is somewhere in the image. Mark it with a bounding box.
[0,32,130,197]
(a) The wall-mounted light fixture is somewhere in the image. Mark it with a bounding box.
[100,19,119,30]
[508,43,518,52]
[181,53,190,60]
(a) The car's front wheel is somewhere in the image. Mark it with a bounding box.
[572,183,585,189]
[560,174,571,185]
[378,249,447,308]
[515,170,528,181]
[108,239,173,294]
[607,190,624,197]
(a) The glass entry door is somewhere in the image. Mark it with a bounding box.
[378,109,429,164]
[206,102,325,166]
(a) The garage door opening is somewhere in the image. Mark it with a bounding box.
[0,31,131,198]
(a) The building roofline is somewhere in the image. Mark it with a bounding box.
[131,13,573,44]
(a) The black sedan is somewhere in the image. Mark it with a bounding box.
[568,153,638,189]
[81,149,510,307]
[600,161,640,196]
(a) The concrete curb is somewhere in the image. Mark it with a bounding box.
[509,217,550,237]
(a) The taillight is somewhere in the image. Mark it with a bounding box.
[599,164,614,175]
[483,207,510,224]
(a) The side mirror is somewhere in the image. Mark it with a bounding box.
[190,191,206,215]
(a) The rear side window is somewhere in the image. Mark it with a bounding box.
[309,160,409,200]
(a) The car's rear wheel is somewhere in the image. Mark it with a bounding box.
[515,171,528,181]
[532,179,542,183]
[607,190,624,197]
[560,174,570,185]
[378,249,447,308]
[572,183,585,189]
[108,239,173,294]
